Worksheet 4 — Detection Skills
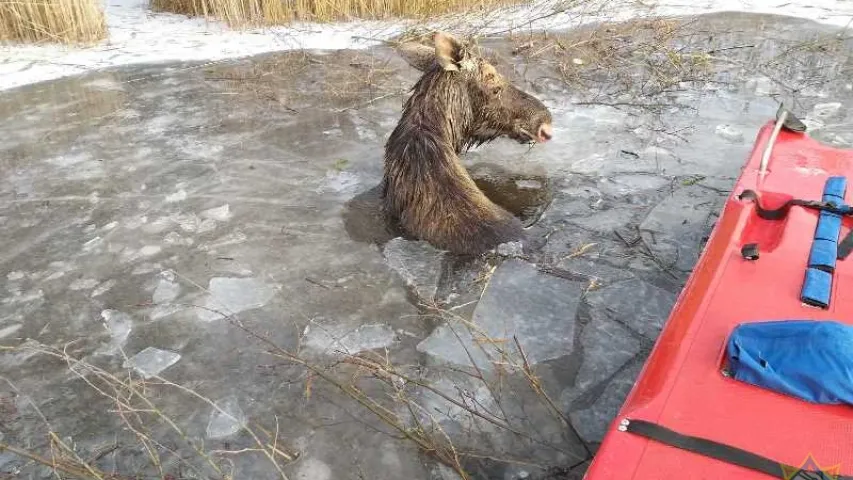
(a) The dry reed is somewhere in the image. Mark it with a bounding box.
[150,0,530,28]
[0,0,107,44]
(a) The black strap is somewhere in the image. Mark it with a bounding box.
[739,190,852,220]
[840,230,853,260]
[740,189,853,262]
[623,418,852,479]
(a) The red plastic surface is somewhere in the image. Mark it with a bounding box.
[584,122,853,479]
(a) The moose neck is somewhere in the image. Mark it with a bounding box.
[403,69,476,155]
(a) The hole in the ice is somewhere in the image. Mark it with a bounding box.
[341,162,554,247]
[468,162,554,228]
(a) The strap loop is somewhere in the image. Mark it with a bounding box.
[739,190,853,220]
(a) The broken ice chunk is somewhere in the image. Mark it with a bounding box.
[570,361,643,444]
[91,279,117,297]
[302,323,397,356]
[417,259,582,371]
[197,277,275,322]
[714,124,744,143]
[6,271,25,281]
[383,238,446,303]
[201,204,232,222]
[811,102,843,122]
[139,245,162,257]
[639,184,723,272]
[585,278,676,341]
[206,396,247,439]
[560,311,641,407]
[152,276,181,304]
[165,189,187,203]
[99,309,133,354]
[0,324,22,340]
[496,241,524,257]
[69,278,99,291]
[124,347,181,379]
[296,458,332,480]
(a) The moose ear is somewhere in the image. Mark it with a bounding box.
[433,32,464,71]
[396,41,436,72]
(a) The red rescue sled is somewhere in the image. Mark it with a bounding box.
[585,111,853,479]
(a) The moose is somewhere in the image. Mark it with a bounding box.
[382,32,553,256]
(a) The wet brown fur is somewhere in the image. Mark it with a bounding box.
[382,33,553,255]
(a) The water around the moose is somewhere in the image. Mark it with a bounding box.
[469,163,553,227]
[0,11,852,480]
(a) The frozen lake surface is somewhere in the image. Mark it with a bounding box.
[1,10,852,480]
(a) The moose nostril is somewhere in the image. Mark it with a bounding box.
[537,123,553,142]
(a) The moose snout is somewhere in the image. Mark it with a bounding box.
[536,123,553,143]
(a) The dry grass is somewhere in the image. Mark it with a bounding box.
[151,0,531,27]
[200,49,406,114]
[0,0,106,44]
[507,17,715,113]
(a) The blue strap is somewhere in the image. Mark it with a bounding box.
[814,210,843,242]
[801,176,847,308]
[823,176,847,203]
[807,238,837,272]
[801,268,832,308]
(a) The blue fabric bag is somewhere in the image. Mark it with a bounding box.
[726,320,853,405]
